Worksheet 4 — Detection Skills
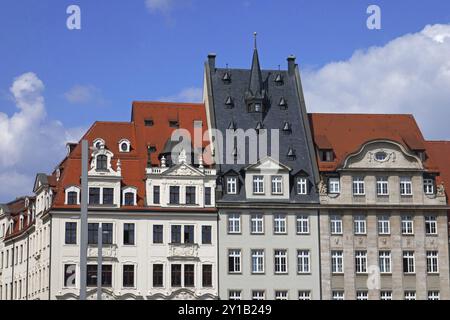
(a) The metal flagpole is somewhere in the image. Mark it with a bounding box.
[97,225,103,300]
[79,140,88,300]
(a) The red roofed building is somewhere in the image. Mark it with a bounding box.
[309,113,450,301]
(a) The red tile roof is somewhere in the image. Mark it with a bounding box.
[52,102,211,210]
[308,113,437,172]
[425,141,450,192]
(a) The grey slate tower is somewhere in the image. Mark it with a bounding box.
[203,36,321,300]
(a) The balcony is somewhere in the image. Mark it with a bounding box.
[168,243,199,260]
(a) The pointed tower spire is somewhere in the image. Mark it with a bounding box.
[248,32,263,96]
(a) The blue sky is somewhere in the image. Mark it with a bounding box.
[1,0,450,201]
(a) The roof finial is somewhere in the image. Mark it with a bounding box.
[253,32,258,50]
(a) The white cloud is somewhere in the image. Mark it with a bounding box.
[158,87,203,103]
[0,73,84,202]
[303,24,450,140]
[64,84,105,105]
[145,0,174,14]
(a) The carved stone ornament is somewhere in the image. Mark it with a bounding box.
[437,183,445,197]
[318,177,327,195]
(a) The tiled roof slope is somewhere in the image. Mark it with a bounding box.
[308,113,438,172]
[425,141,450,194]
[52,102,211,210]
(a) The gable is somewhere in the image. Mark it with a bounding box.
[245,157,292,172]
[162,163,205,177]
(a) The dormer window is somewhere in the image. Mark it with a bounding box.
[19,216,24,230]
[424,178,435,195]
[119,139,131,153]
[319,149,334,162]
[247,101,264,113]
[96,155,108,170]
[65,186,81,205]
[169,120,180,128]
[222,71,231,84]
[253,176,265,194]
[226,177,237,195]
[144,119,154,127]
[122,187,137,206]
[225,96,234,108]
[274,74,284,86]
[279,97,288,109]
[93,138,105,150]
[282,122,292,134]
[296,177,308,195]
[287,147,296,160]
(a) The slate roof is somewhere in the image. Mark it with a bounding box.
[206,50,319,203]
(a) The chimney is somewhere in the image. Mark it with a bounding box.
[287,55,296,76]
[208,53,216,71]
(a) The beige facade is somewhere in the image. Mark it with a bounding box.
[319,140,450,300]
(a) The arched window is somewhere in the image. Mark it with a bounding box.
[97,155,108,170]
[124,192,135,206]
[67,192,78,205]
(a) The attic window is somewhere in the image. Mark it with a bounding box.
[319,150,334,162]
[119,139,131,153]
[169,120,180,128]
[222,71,231,84]
[282,122,292,134]
[93,138,105,150]
[248,102,263,113]
[274,73,284,86]
[144,119,154,127]
[287,147,296,160]
[375,151,387,161]
[148,145,157,153]
[279,97,288,109]
[225,96,234,108]
[417,151,427,161]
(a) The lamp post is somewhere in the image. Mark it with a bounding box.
[79,140,88,300]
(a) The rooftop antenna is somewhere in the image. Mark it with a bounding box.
[253,32,258,49]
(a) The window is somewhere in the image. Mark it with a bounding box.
[226,177,237,194]
[375,151,387,161]
[102,223,113,244]
[354,215,366,235]
[332,291,344,300]
[88,223,99,245]
[424,179,435,195]
[153,186,160,204]
[355,251,367,273]
[123,265,135,288]
[202,265,212,287]
[328,178,340,194]
[144,119,154,127]
[87,265,112,287]
[120,142,129,153]
[123,223,135,245]
[229,290,242,300]
[425,216,437,235]
[273,214,287,234]
[251,250,265,274]
[356,291,368,300]
[275,291,288,300]
[274,250,288,274]
[228,214,241,234]
[89,188,100,205]
[96,155,108,170]
[171,225,182,244]
[184,225,195,244]
[380,291,392,300]
[298,291,311,300]
[65,222,77,245]
[67,192,78,205]
[404,291,416,300]
[403,251,415,274]
[153,225,163,244]
[64,264,76,287]
[427,251,439,274]
[184,264,195,287]
[330,215,343,234]
[124,192,135,206]
[186,186,196,205]
[202,226,212,244]
[378,215,390,235]
[428,291,440,300]
[251,214,264,234]
[204,187,212,206]
[376,177,389,196]
[169,186,180,204]
[296,177,308,195]
[296,215,309,234]
[272,176,283,194]
[331,251,344,273]
[379,251,391,273]
[103,188,114,205]
[169,120,179,128]
[228,249,241,273]
[352,177,365,195]
[153,264,163,287]
[297,250,310,273]
[400,177,412,196]
[252,290,265,300]
[253,176,264,194]
[319,150,334,162]
[401,216,414,235]
[171,264,182,287]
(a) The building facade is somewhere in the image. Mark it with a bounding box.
[310,114,450,300]
[203,47,322,300]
